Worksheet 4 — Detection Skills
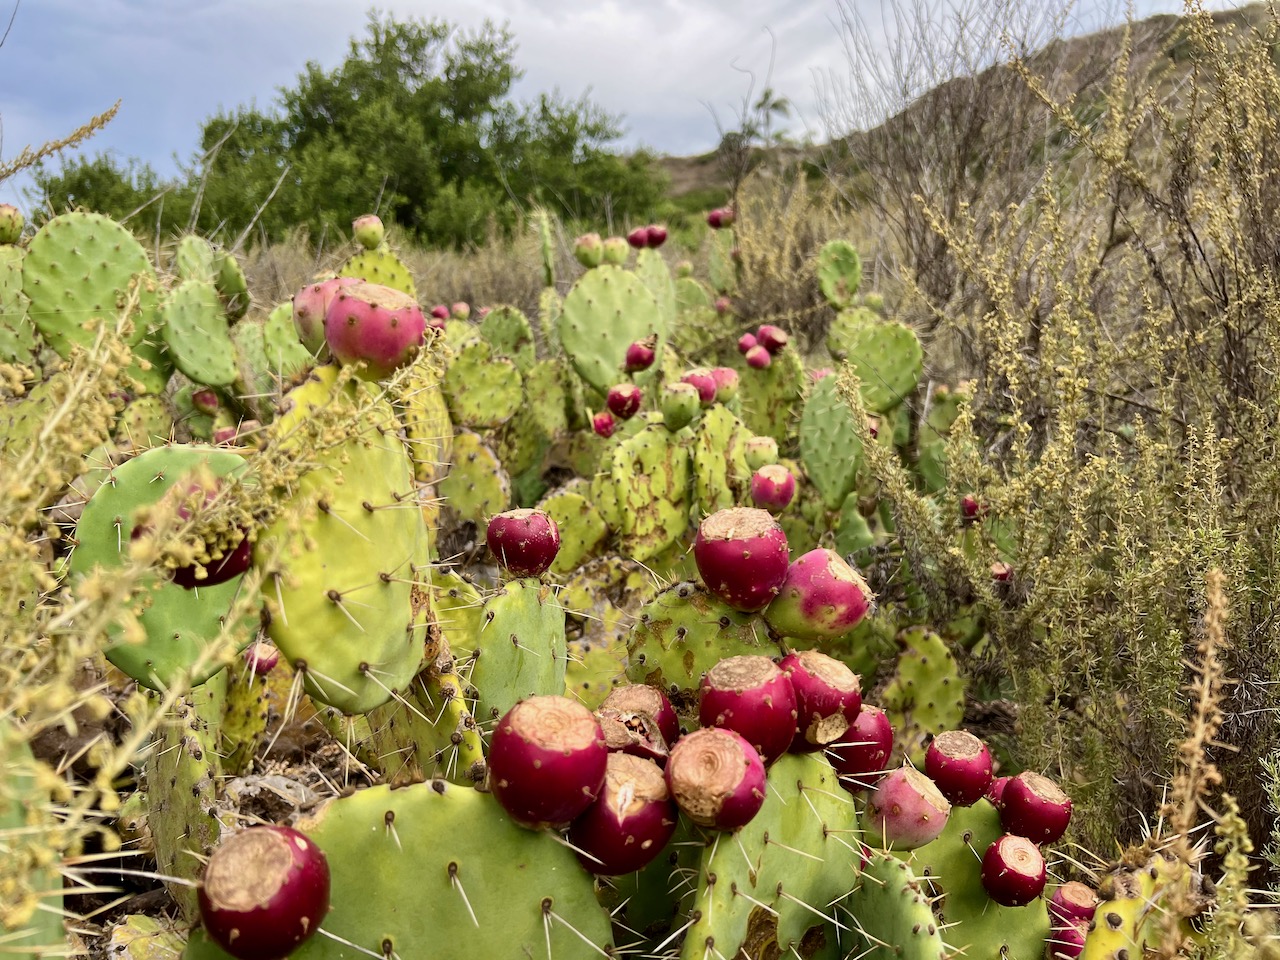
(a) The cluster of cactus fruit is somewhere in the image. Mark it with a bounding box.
[0,200,1218,960]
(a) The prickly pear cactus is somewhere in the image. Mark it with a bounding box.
[558,264,664,396]
[174,235,217,283]
[828,312,923,413]
[690,404,752,515]
[0,248,39,365]
[841,852,948,959]
[478,305,536,373]
[800,374,865,510]
[338,244,416,298]
[162,279,239,387]
[611,423,692,562]
[214,248,250,320]
[442,339,522,429]
[878,626,966,764]
[635,247,677,333]
[231,303,313,417]
[737,345,805,444]
[438,429,510,523]
[817,239,862,309]
[536,482,608,574]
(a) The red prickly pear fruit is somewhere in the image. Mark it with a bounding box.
[715,296,733,316]
[991,560,1014,582]
[745,345,772,369]
[981,834,1047,907]
[243,641,280,677]
[680,368,718,406]
[743,436,778,471]
[750,464,796,514]
[999,771,1072,843]
[606,383,643,420]
[627,226,649,249]
[474,306,491,320]
[624,336,657,373]
[699,655,798,764]
[706,208,724,229]
[665,726,766,830]
[661,382,701,432]
[828,704,894,793]
[198,825,330,960]
[595,706,669,766]
[133,477,252,590]
[1048,881,1099,926]
[763,548,874,642]
[351,213,384,250]
[809,367,834,383]
[450,301,471,320]
[292,276,360,356]
[960,494,986,524]
[865,764,951,849]
[755,324,789,355]
[592,410,616,439]
[574,232,604,268]
[430,304,451,321]
[488,696,609,829]
[737,332,757,353]
[324,282,427,380]
[602,236,630,265]
[0,203,23,244]
[710,367,739,403]
[645,224,668,248]
[213,420,262,447]
[600,684,679,746]
[924,730,994,807]
[986,775,1011,809]
[866,415,880,439]
[1047,920,1089,959]
[191,389,220,416]
[486,508,561,578]
[693,507,791,612]
[780,650,862,752]
[569,754,678,875]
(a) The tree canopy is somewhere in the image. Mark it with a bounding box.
[27,12,665,247]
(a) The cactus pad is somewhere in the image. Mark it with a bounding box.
[338,244,416,298]
[558,264,663,395]
[610,424,691,562]
[442,339,522,428]
[438,430,510,523]
[800,374,865,510]
[162,279,239,387]
[479,305,536,372]
[817,239,863,309]
[878,626,966,765]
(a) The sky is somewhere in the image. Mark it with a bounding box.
[0,0,1245,206]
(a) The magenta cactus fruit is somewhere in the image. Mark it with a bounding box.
[716,296,733,316]
[924,730,994,807]
[763,548,874,642]
[699,655,798,764]
[574,232,605,268]
[592,410,617,439]
[351,213,385,250]
[198,825,330,960]
[828,704,894,793]
[750,464,796,514]
[624,335,657,373]
[627,226,649,249]
[743,436,779,470]
[1047,920,1089,960]
[0,203,23,244]
[243,641,280,677]
[755,324,789,355]
[981,834,1047,907]
[737,331,757,353]
[661,382,702,432]
[744,345,772,369]
[709,367,739,403]
[665,726,766,830]
[192,389,220,416]
[292,276,360,355]
[987,775,1012,809]
[999,771,1072,843]
[602,236,629,265]
[693,507,791,612]
[780,650,862,752]
[430,304,450,321]
[865,764,952,849]
[991,560,1014,582]
[569,754,678,875]
[324,281,427,380]
[450,301,471,320]
[595,706,669,766]
[488,696,609,830]
[134,478,252,590]
[1048,881,1099,925]
[486,508,561,578]
[645,224,668,248]
[680,368,718,406]
[960,494,986,524]
[707,207,735,230]
[600,684,679,746]
[606,383,643,420]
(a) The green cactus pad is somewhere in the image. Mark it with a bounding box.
[538,285,562,351]
[675,275,714,314]
[817,239,863,309]
[495,401,550,481]
[438,429,510,523]
[737,345,805,444]
[826,305,879,362]
[23,211,160,357]
[536,483,608,575]
[114,396,174,449]
[398,358,453,486]
[690,404,752,516]
[558,264,664,395]
[255,368,428,715]
[800,374,865,510]
[833,493,877,557]
[564,633,628,708]
[523,359,570,437]
[105,915,185,960]
[442,339,522,428]
[680,753,861,960]
[443,318,481,350]
[479,305,536,372]
[627,580,781,694]
[231,304,313,417]
[174,235,217,283]
[842,852,948,960]
[837,316,924,413]
[610,423,692,562]
[534,207,556,287]
[69,444,255,689]
[879,626,966,765]
[162,279,239,387]
[635,247,677,333]
[338,244,416,298]
[452,578,568,724]
[213,250,250,320]
[0,249,39,365]
[707,227,737,294]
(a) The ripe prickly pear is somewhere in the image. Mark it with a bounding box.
[592,410,616,439]
[574,233,604,268]
[780,650,862,753]
[1047,920,1088,959]
[693,507,790,612]
[707,207,735,230]
[716,296,732,316]
[569,754,677,875]
[602,236,629,266]
[661,382,701,432]
[595,707,668,766]
[626,227,649,249]
[737,331,757,353]
[0,203,23,244]
[351,213,384,250]
[488,696,609,830]
[680,368,718,406]
[600,684,679,746]
[430,304,450,321]
[645,224,668,248]
[624,336,657,373]
[743,436,778,471]
[981,834,1047,906]
[606,383,643,420]
[924,730,994,807]
[132,476,252,590]
[243,641,279,676]
[999,772,1072,843]
[486,509,561,578]
[764,548,874,642]
[1048,882,1099,926]
[198,825,330,960]
[324,282,427,380]
[745,344,772,369]
[865,764,951,849]
[709,367,739,403]
[756,324,788,354]
[750,464,796,514]
[191,389,220,416]
[699,655,798,764]
[960,494,986,524]
[828,704,893,793]
[666,726,766,830]
[292,276,360,356]
[450,301,471,320]
[987,775,1011,809]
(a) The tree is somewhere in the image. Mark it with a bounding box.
[25,154,194,232]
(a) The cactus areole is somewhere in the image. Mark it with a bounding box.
[763,548,874,642]
[693,507,791,612]
[197,825,330,960]
[486,509,561,578]
[665,727,766,830]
